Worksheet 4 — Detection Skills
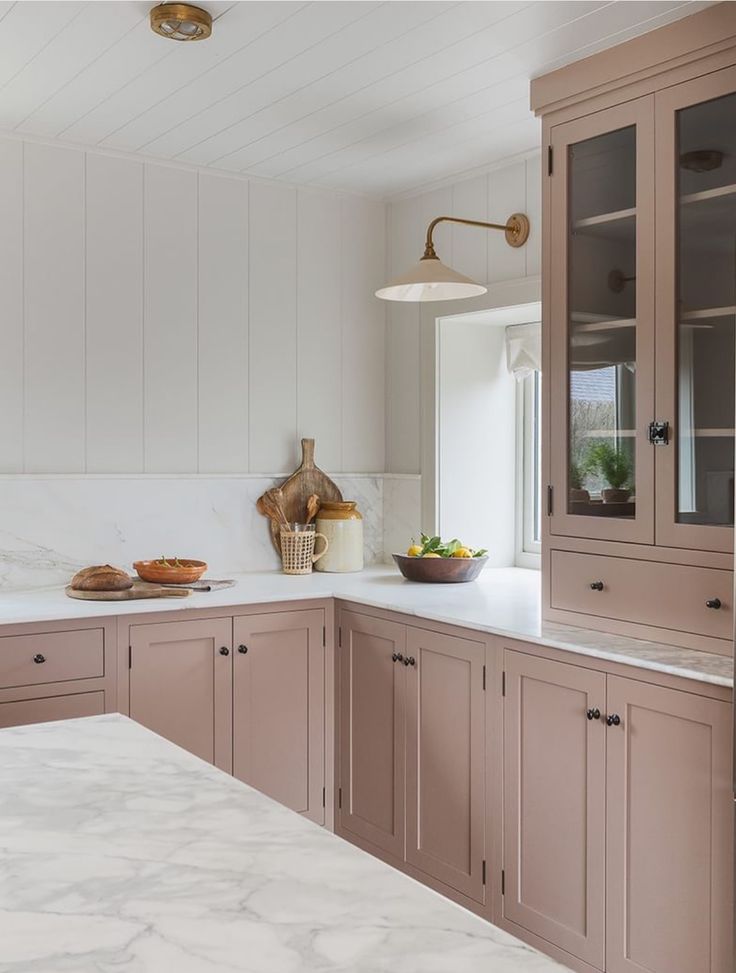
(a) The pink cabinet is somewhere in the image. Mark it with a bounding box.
[605,675,733,973]
[503,650,607,969]
[405,626,485,902]
[502,647,733,973]
[0,691,105,729]
[338,610,406,859]
[232,610,324,824]
[128,617,232,772]
[338,610,488,904]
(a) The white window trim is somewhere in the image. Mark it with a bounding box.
[515,372,541,569]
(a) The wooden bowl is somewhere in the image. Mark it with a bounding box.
[392,553,487,583]
[134,559,207,585]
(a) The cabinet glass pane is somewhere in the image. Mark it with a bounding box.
[568,126,637,518]
[676,93,736,526]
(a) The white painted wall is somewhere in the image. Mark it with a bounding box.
[385,154,542,477]
[0,136,386,476]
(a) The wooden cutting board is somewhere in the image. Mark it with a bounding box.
[263,438,342,554]
[66,581,192,601]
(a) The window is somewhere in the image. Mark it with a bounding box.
[516,370,542,566]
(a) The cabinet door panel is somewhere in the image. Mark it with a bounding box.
[548,96,655,544]
[606,676,733,973]
[338,611,405,860]
[0,691,104,729]
[655,65,736,553]
[405,627,485,901]
[233,610,324,824]
[503,650,606,969]
[129,618,232,771]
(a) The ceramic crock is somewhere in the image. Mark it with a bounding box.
[314,501,364,573]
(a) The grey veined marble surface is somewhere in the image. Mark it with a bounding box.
[0,715,564,973]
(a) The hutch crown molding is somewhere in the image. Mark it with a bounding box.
[535,2,736,653]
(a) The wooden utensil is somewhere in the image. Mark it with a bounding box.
[65,581,192,601]
[257,488,290,528]
[258,439,342,554]
[305,493,320,525]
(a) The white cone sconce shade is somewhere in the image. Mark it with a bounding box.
[376,213,530,303]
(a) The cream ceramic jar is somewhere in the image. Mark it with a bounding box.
[314,501,364,573]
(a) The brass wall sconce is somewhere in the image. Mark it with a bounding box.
[376,213,530,302]
[150,3,212,41]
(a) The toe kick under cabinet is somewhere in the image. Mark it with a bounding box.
[535,5,736,652]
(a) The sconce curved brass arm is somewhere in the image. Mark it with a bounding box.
[422,213,530,259]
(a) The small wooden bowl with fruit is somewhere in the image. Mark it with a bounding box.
[393,535,488,583]
[134,557,207,585]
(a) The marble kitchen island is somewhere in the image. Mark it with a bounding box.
[0,714,562,973]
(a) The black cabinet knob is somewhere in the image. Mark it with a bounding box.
[219,646,230,656]
[590,581,604,591]
[586,707,601,721]
[237,644,248,654]
[406,656,416,667]
[606,713,621,727]
[33,653,45,664]
[392,652,404,663]
[706,598,722,610]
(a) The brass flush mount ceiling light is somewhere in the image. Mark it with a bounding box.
[150,3,212,41]
[376,213,530,302]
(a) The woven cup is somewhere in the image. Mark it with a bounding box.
[279,524,329,575]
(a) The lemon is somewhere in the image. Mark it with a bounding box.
[422,552,441,558]
[406,544,423,557]
[451,548,472,558]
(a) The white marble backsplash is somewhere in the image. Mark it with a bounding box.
[0,474,386,590]
[383,474,422,560]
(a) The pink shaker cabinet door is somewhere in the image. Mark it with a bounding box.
[503,650,606,970]
[605,676,733,973]
[129,617,233,772]
[338,610,406,861]
[405,626,486,902]
[232,610,325,824]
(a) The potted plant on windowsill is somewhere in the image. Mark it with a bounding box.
[585,442,633,503]
[569,460,590,503]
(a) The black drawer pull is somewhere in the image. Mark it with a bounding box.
[706,598,722,610]
[606,714,621,727]
[33,653,45,664]
[590,581,604,591]
[219,646,230,656]
[392,653,403,663]
[237,644,248,654]
[586,708,601,721]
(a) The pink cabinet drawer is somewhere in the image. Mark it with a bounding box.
[0,629,104,690]
[550,551,733,640]
[0,691,105,729]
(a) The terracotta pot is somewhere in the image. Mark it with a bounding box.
[601,488,631,504]
[569,488,590,502]
[315,501,364,573]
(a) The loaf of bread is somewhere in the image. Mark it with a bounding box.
[71,565,133,592]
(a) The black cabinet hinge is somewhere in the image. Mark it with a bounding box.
[322,626,326,647]
[547,145,553,175]
[338,787,342,809]
[128,645,132,669]
[547,484,553,516]
[502,671,506,697]
[501,869,505,895]
[482,664,486,691]
[338,627,342,648]
[482,859,486,886]
[648,420,669,445]
[322,786,326,808]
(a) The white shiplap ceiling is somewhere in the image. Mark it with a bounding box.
[0,0,713,197]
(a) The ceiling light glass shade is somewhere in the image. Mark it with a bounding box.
[150,3,212,41]
[375,256,488,302]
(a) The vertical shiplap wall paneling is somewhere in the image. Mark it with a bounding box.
[297,190,342,473]
[341,196,386,472]
[24,142,85,472]
[525,154,542,278]
[0,139,23,471]
[249,181,297,473]
[144,164,199,472]
[198,172,249,472]
[488,163,527,283]
[450,174,488,284]
[86,154,144,472]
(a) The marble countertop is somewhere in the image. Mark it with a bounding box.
[0,714,564,972]
[0,567,731,688]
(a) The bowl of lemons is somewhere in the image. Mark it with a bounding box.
[393,534,488,583]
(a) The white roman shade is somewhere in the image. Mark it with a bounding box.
[505,322,541,379]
